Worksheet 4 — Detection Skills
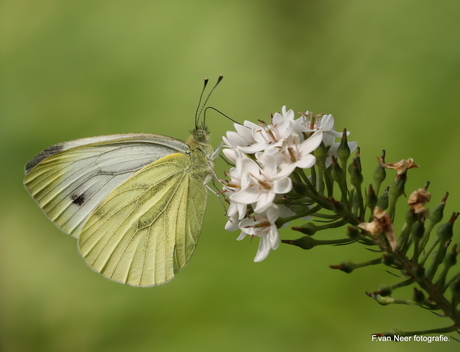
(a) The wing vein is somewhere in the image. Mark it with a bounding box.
[82,160,189,285]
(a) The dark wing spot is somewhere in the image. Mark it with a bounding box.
[25,144,66,173]
[71,193,86,206]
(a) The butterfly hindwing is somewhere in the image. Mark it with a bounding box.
[78,152,208,287]
[24,134,189,237]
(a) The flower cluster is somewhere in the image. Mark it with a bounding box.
[221,106,357,262]
[219,101,460,337]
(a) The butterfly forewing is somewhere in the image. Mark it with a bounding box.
[78,152,208,287]
[24,134,189,237]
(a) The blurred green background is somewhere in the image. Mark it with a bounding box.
[2,1,460,351]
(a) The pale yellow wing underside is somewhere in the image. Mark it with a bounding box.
[78,152,208,287]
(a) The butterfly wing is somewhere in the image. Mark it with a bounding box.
[24,134,189,237]
[78,152,208,286]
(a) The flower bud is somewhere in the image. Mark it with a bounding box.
[337,129,351,164]
[373,150,387,193]
[350,157,364,189]
[282,236,316,250]
[331,156,344,184]
[348,147,361,174]
[347,226,360,239]
[366,184,377,211]
[377,285,392,297]
[292,222,318,235]
[405,209,418,228]
[313,141,328,165]
[412,287,425,304]
[389,173,407,200]
[443,244,457,267]
[436,213,457,242]
[366,293,395,306]
[329,261,356,273]
[411,219,425,240]
[429,193,448,225]
[351,191,360,215]
[376,187,389,210]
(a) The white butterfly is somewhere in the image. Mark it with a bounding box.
[24,76,223,287]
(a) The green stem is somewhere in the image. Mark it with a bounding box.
[394,250,460,326]
[379,324,458,337]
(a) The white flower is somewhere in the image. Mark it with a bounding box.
[222,121,258,149]
[295,113,344,147]
[237,205,280,262]
[237,109,294,155]
[224,212,240,232]
[221,149,248,220]
[275,131,323,173]
[230,156,292,213]
[279,105,296,120]
[268,106,297,141]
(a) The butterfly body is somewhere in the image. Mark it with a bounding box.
[24,126,214,286]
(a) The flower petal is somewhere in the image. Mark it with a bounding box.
[320,114,335,131]
[230,187,260,205]
[254,235,270,262]
[254,191,275,213]
[295,154,316,169]
[272,177,292,194]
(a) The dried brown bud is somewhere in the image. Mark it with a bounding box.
[407,188,431,216]
[377,158,419,176]
[358,207,397,252]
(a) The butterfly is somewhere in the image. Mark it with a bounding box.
[24,76,223,287]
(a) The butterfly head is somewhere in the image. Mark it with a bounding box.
[190,123,211,144]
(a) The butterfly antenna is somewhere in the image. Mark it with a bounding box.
[195,78,210,128]
[204,106,239,125]
[195,75,224,128]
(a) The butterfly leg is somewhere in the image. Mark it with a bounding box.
[210,143,222,160]
[205,179,229,215]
